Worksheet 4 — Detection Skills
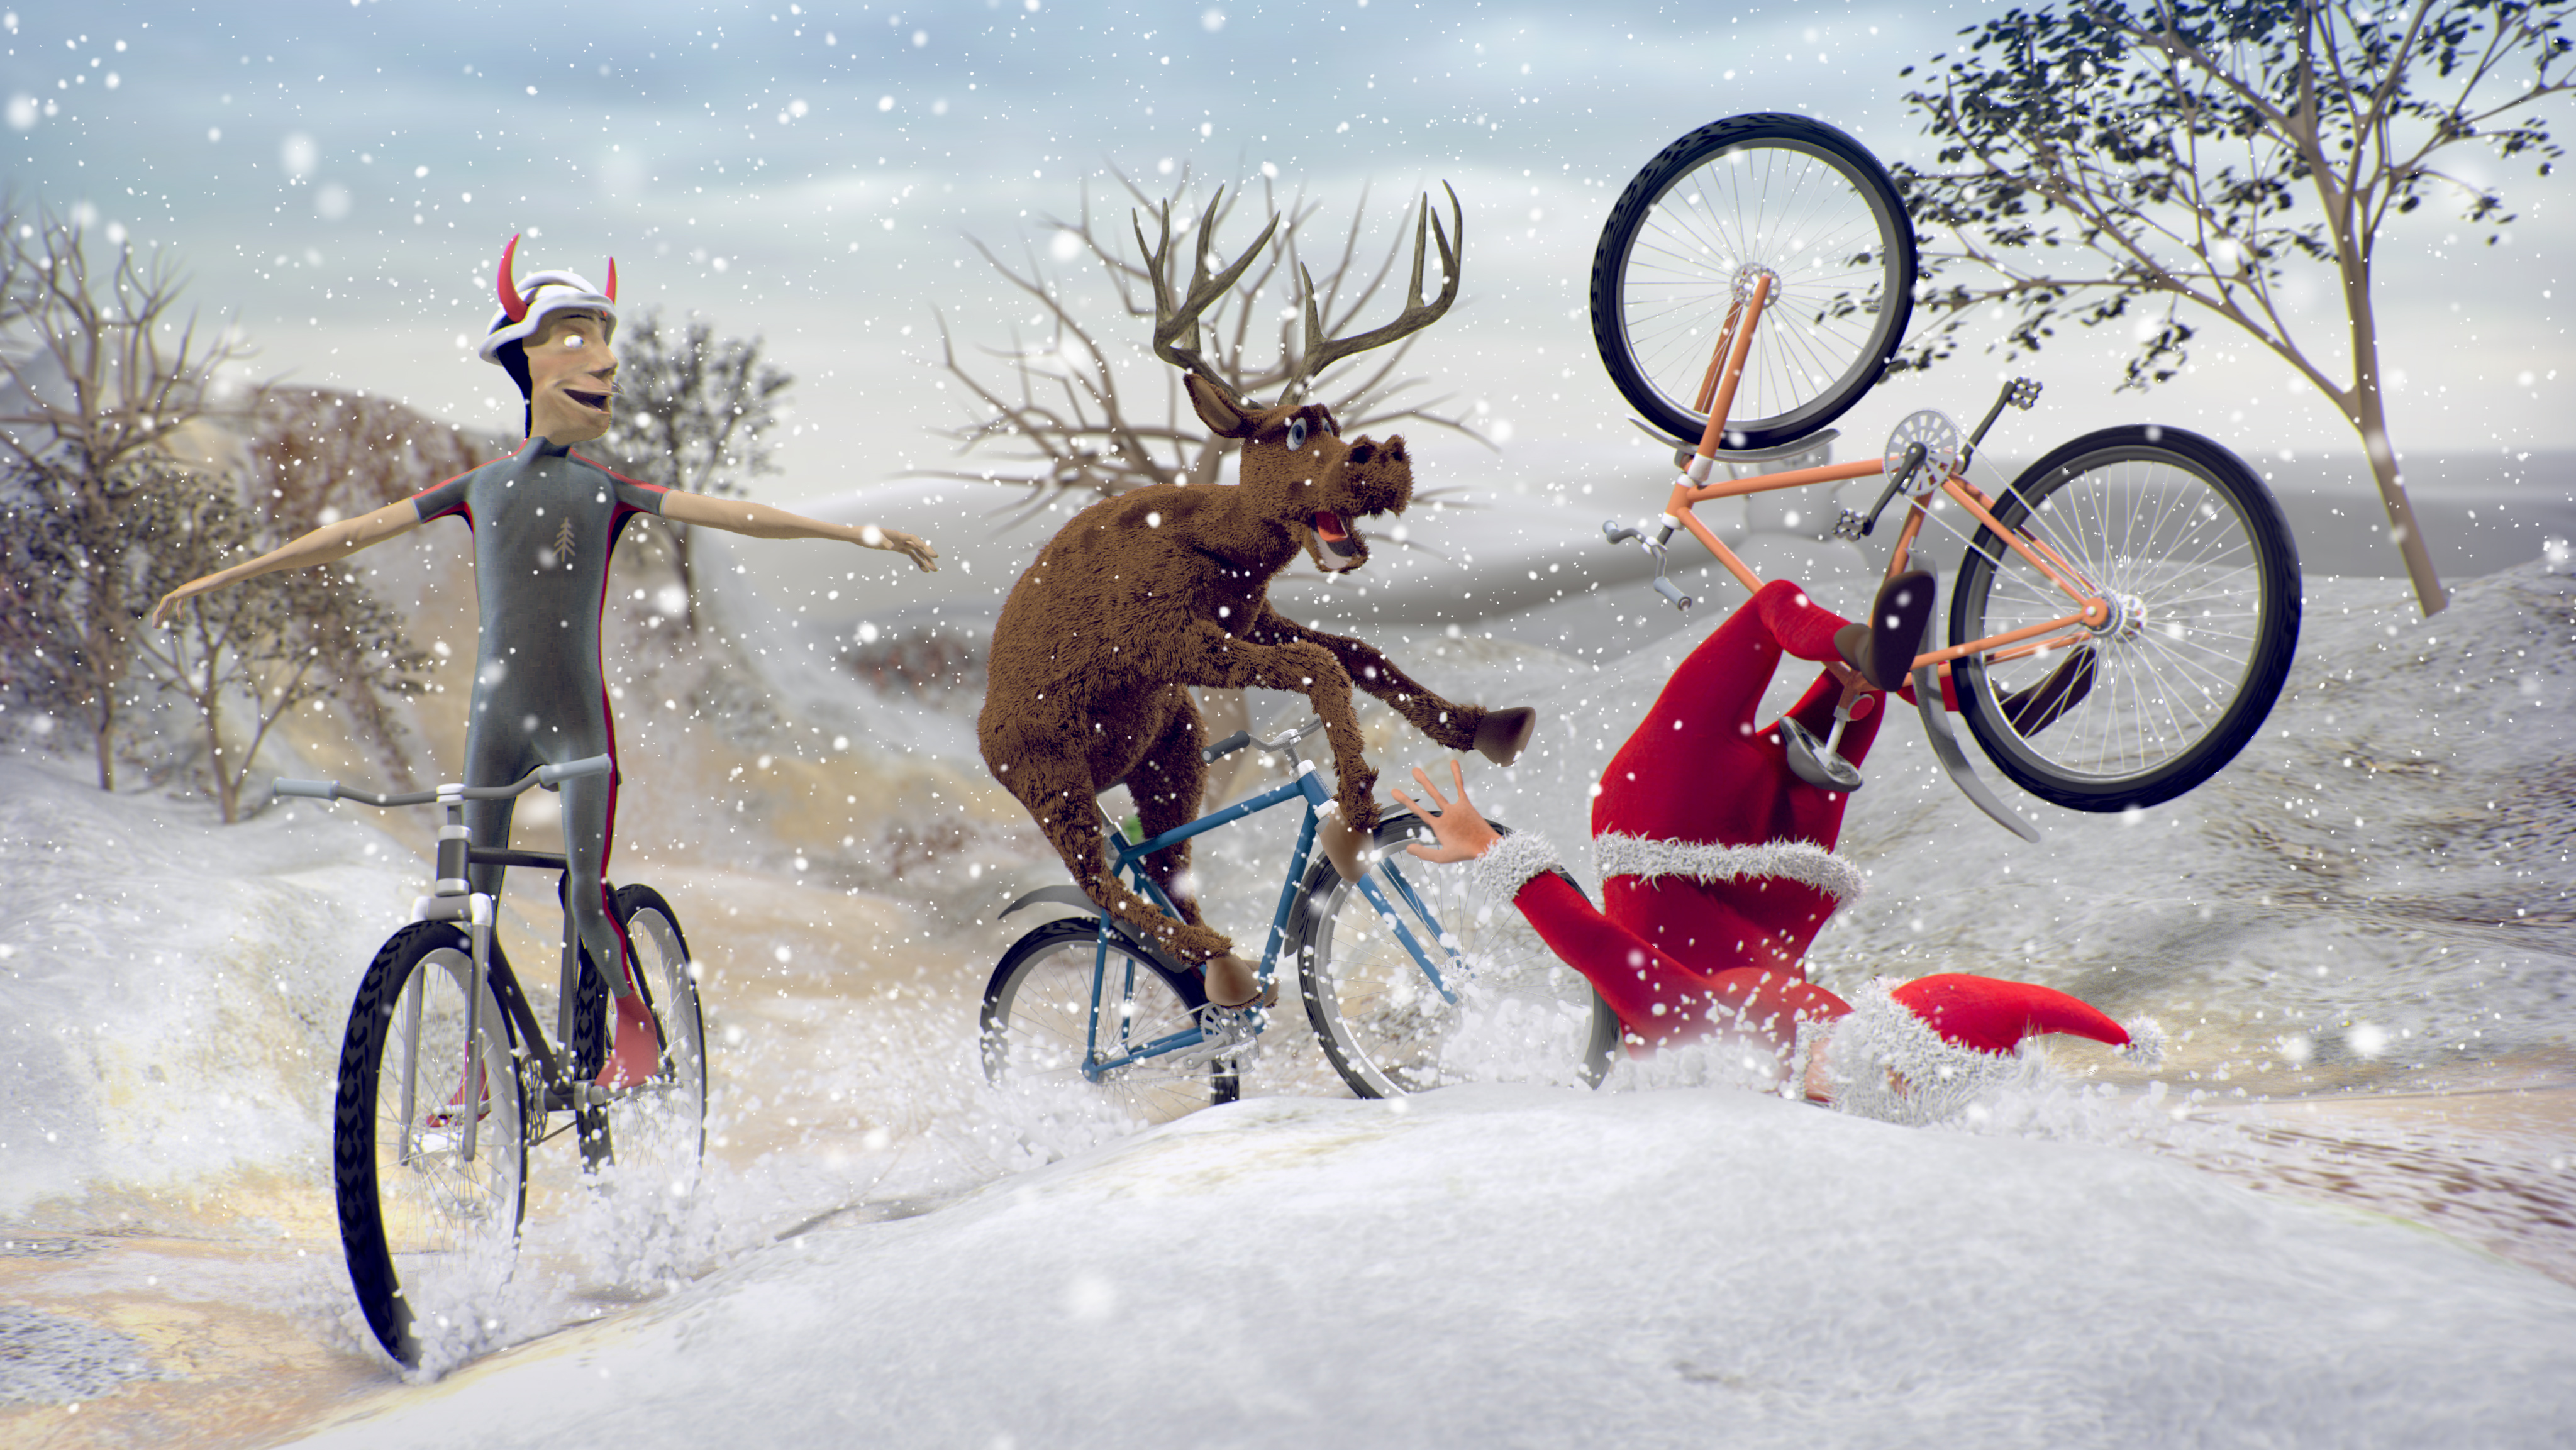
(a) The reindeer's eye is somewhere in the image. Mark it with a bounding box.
[1285,417,1308,450]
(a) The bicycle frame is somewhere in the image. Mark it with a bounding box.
[1657,277,2096,640]
[280,757,620,1161]
[1615,274,2105,839]
[1063,764,1465,1081]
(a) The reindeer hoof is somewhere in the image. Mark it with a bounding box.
[1474,706,1537,766]
[1204,953,1275,1010]
[1316,812,1374,884]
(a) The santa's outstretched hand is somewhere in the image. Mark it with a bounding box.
[1389,760,1499,863]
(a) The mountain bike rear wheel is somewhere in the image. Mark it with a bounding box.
[1949,424,2301,811]
[1296,812,1618,1098]
[592,884,707,1202]
[1592,113,1915,450]
[333,921,527,1369]
[980,917,1238,1122]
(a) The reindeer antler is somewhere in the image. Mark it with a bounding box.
[1286,182,1462,401]
[1136,187,1281,401]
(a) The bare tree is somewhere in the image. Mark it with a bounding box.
[1891,0,2575,616]
[0,208,252,785]
[129,483,430,822]
[239,385,497,787]
[596,307,792,628]
[926,170,1484,523]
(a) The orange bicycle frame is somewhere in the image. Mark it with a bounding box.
[1657,275,2107,673]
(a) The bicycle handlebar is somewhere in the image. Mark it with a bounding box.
[271,753,613,809]
[1201,717,1325,764]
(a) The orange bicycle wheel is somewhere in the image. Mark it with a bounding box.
[1948,425,2301,811]
[1592,113,1915,450]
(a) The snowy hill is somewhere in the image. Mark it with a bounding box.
[3,516,2573,1444]
[285,1086,2576,1449]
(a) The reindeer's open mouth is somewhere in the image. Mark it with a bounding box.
[1311,509,1360,560]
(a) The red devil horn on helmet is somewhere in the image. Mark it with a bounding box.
[603,257,618,304]
[496,234,528,323]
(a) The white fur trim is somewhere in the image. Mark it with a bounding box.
[1784,1015,1836,1103]
[1592,833,1867,905]
[2118,1016,2167,1068]
[1467,830,1563,912]
[1821,978,2038,1126]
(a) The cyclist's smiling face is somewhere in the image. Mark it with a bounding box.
[524,309,617,445]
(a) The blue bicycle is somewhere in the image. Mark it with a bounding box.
[980,719,1618,1118]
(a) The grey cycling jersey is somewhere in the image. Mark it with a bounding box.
[411,435,669,988]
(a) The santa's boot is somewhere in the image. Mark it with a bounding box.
[1833,570,1936,692]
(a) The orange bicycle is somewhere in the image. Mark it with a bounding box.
[1589,114,2301,831]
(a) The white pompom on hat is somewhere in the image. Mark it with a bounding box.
[477,233,618,365]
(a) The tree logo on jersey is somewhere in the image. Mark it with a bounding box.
[540,514,579,570]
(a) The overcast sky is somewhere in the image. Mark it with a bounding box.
[4,0,2568,506]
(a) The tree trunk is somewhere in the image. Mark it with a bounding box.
[2336,222,2448,618]
[2350,385,2449,617]
[86,617,120,792]
[670,521,701,632]
[210,710,240,824]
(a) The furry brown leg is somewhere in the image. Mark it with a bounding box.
[1123,687,1213,929]
[1005,750,1233,965]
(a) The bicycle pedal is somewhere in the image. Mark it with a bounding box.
[1779,717,1863,793]
[1832,507,1870,541]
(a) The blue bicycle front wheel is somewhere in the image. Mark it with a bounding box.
[1294,813,1618,1099]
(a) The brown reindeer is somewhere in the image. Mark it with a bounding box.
[977,186,1534,1008]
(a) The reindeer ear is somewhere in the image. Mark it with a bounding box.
[1185,374,1260,440]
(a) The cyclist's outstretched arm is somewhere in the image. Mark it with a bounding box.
[148,499,426,626]
[657,490,938,572]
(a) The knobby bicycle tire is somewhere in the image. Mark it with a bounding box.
[333,921,528,1368]
[1592,113,1916,450]
[1295,812,1618,1099]
[1948,424,2301,811]
[980,916,1239,1122]
[595,883,709,1198]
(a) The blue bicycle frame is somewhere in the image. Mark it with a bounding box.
[1075,763,1465,1081]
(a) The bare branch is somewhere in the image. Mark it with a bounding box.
[924,170,1485,506]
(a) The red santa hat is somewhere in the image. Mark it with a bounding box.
[1818,974,2166,1125]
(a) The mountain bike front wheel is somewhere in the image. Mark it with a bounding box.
[1296,812,1618,1099]
[980,917,1239,1123]
[1948,424,2302,811]
[333,921,528,1369]
[1591,113,1916,450]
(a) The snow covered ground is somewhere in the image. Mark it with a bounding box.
[4,502,2573,1444]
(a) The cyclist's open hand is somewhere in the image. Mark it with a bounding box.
[1388,760,1502,863]
[855,523,940,571]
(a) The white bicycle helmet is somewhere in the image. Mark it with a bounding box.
[478,233,618,365]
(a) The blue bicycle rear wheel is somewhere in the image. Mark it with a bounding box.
[980,917,1237,1121]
